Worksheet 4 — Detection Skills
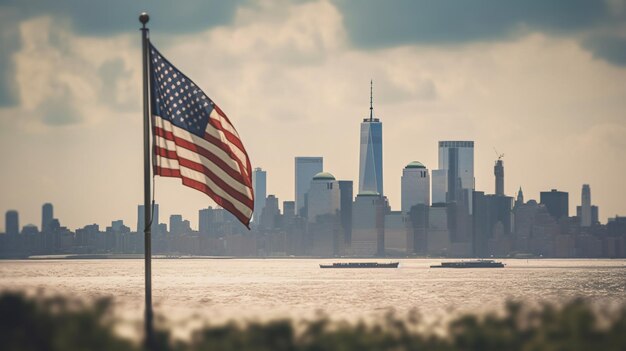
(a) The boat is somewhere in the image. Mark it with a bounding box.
[430,259,505,268]
[320,262,399,268]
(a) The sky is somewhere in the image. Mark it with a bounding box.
[1,0,626,231]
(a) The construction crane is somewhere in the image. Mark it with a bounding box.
[493,147,504,161]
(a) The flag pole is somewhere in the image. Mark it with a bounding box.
[139,12,155,350]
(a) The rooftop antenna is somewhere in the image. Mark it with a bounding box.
[493,147,504,161]
[369,79,374,121]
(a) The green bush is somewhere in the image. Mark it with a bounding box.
[0,291,134,351]
[0,292,624,351]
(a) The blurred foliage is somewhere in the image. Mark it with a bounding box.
[0,291,625,351]
[0,291,134,351]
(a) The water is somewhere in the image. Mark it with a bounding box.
[1,258,625,328]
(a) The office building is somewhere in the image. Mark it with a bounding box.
[577,205,600,226]
[42,203,53,233]
[581,184,591,227]
[260,195,280,230]
[306,172,340,223]
[427,204,450,255]
[350,192,385,256]
[295,157,323,215]
[110,220,125,232]
[473,191,513,257]
[199,207,214,235]
[307,213,340,257]
[401,161,430,213]
[431,169,447,204]
[407,204,428,255]
[252,167,267,224]
[283,201,295,219]
[384,211,410,255]
[432,141,475,212]
[540,189,569,220]
[170,214,191,235]
[338,180,353,245]
[5,210,19,236]
[358,81,383,196]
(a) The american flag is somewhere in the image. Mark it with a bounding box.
[149,44,254,227]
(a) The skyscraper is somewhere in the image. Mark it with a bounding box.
[283,201,295,218]
[295,157,323,215]
[199,207,215,235]
[306,172,340,223]
[338,180,353,245]
[252,167,267,224]
[401,161,430,213]
[472,191,513,257]
[169,214,184,235]
[5,210,19,236]
[42,203,53,233]
[358,81,383,196]
[260,195,280,230]
[540,189,568,220]
[432,141,475,212]
[494,159,504,196]
[581,184,591,227]
[431,169,447,204]
[351,192,385,256]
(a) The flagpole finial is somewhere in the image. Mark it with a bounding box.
[139,12,150,26]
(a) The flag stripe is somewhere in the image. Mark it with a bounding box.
[154,120,250,190]
[208,117,248,164]
[154,115,252,187]
[154,155,252,217]
[155,166,252,225]
[208,118,246,161]
[155,116,252,193]
[206,109,251,178]
[154,144,253,207]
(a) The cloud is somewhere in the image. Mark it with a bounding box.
[0,0,242,107]
[334,0,614,47]
[3,0,626,110]
[5,16,141,129]
[98,58,138,111]
[583,34,626,65]
[1,0,241,36]
[333,0,626,67]
[0,9,21,105]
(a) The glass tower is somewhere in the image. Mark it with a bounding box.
[358,81,383,196]
[295,157,323,215]
[252,167,267,224]
[42,203,53,233]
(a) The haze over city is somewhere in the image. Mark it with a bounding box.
[1,0,626,231]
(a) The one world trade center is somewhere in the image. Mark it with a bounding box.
[358,81,383,196]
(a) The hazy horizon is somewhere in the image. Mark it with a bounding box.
[1,0,626,231]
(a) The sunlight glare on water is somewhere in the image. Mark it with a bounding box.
[1,258,624,327]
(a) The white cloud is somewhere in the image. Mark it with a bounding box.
[7,16,140,132]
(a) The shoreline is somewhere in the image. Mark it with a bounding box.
[1,254,625,261]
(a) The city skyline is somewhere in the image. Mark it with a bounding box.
[0,137,613,233]
[1,1,626,230]
[0,129,621,231]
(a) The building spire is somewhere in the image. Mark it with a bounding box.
[369,79,373,121]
